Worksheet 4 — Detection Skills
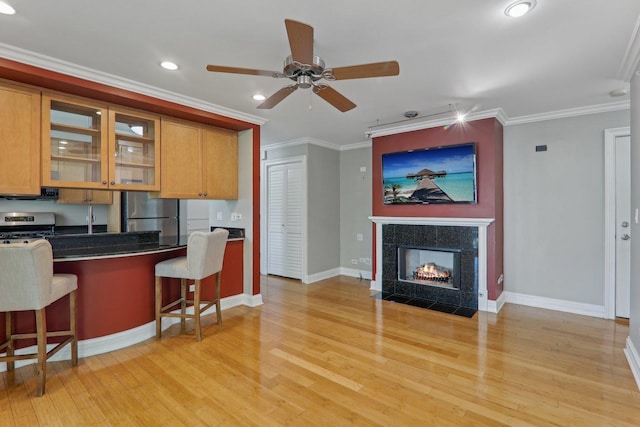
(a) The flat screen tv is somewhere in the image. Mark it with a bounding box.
[382,143,477,205]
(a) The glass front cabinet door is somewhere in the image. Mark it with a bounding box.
[109,108,160,190]
[42,94,160,191]
[42,94,108,188]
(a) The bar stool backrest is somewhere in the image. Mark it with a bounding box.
[0,240,54,311]
[187,229,229,280]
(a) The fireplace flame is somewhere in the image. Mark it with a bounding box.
[414,263,452,282]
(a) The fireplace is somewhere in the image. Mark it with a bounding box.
[379,223,479,311]
[370,216,494,313]
[398,246,461,289]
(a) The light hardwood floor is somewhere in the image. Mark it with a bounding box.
[2,275,639,426]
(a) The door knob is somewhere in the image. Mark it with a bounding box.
[621,234,631,240]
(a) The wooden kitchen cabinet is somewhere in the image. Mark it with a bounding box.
[56,189,113,204]
[41,93,160,192]
[0,81,41,195]
[157,118,238,199]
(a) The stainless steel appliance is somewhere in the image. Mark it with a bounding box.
[0,212,55,244]
[121,192,179,238]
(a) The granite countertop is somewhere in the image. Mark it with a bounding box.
[49,231,243,260]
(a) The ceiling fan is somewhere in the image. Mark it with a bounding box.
[206,19,400,112]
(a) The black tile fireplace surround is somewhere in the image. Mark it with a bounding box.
[381,224,479,313]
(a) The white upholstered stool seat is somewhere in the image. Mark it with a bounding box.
[0,240,78,397]
[155,229,229,341]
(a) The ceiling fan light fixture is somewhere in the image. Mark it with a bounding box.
[0,1,16,15]
[160,61,179,71]
[252,94,266,101]
[505,0,536,17]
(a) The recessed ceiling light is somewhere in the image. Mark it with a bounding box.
[505,0,536,18]
[160,61,179,71]
[0,1,16,15]
[252,94,266,101]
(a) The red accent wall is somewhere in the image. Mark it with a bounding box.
[371,118,504,300]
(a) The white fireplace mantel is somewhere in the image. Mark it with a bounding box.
[369,216,495,312]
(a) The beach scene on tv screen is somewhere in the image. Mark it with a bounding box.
[382,143,476,204]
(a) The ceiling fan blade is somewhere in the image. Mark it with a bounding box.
[257,86,298,109]
[313,86,356,112]
[206,64,279,77]
[331,61,400,80]
[285,19,314,65]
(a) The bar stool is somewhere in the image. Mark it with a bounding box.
[0,240,78,397]
[155,229,229,341]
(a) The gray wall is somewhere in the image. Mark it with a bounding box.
[339,146,372,275]
[504,110,630,305]
[307,144,341,275]
[262,142,342,278]
[630,75,640,351]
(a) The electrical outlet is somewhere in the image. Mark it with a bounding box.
[356,233,363,241]
[189,284,195,292]
[351,259,358,265]
[217,212,223,221]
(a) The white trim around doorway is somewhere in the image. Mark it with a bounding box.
[604,126,631,319]
[260,155,308,281]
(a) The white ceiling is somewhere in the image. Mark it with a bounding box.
[1,0,639,146]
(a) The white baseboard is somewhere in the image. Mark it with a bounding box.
[487,291,507,314]
[0,292,260,373]
[503,291,606,318]
[624,336,640,391]
[304,268,341,284]
[339,267,372,281]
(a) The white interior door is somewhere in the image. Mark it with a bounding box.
[615,135,631,318]
[267,161,303,279]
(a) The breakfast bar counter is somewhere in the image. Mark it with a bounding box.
[0,232,244,358]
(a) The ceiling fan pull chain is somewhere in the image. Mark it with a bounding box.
[309,90,313,111]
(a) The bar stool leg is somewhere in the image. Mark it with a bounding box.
[69,290,78,366]
[180,279,187,332]
[155,276,162,339]
[35,308,47,397]
[193,279,202,341]
[216,273,222,326]
[5,311,14,372]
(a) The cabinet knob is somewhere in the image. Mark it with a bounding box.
[198,192,203,197]
[110,181,115,185]
[203,192,208,197]
[102,181,107,185]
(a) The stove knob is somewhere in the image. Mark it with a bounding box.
[2,240,10,244]
[23,240,30,244]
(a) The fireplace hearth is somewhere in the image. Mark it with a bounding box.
[380,224,478,314]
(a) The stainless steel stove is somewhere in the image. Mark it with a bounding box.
[0,212,55,244]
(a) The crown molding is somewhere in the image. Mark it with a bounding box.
[505,101,630,126]
[263,137,371,152]
[340,141,372,151]
[366,108,507,139]
[618,14,640,81]
[0,43,267,126]
[262,137,341,152]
